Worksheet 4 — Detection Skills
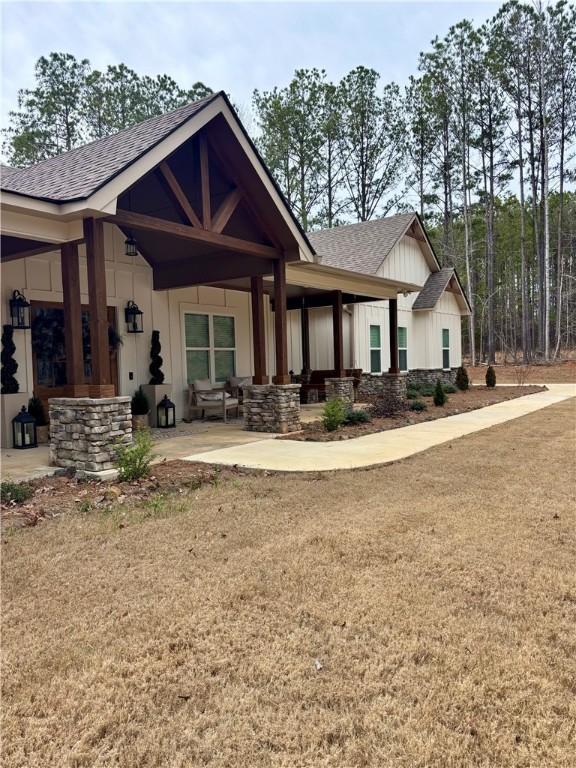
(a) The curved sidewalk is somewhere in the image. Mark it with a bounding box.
[183,384,576,472]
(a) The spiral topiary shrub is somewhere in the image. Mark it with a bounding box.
[486,365,496,388]
[149,330,165,385]
[1,325,19,394]
[455,366,470,391]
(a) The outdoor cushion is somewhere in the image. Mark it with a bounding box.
[193,378,213,391]
[199,392,231,402]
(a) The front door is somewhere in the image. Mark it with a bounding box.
[31,301,119,414]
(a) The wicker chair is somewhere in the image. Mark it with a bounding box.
[187,379,239,422]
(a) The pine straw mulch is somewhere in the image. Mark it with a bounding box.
[0,460,241,529]
[282,385,547,442]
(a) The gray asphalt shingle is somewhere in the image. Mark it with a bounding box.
[411,268,454,310]
[0,94,218,202]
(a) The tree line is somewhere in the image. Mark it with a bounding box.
[3,1,575,363]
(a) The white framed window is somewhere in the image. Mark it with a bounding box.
[184,312,236,384]
[442,328,450,369]
[370,324,382,373]
[398,326,408,371]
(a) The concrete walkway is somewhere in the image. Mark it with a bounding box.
[182,384,576,472]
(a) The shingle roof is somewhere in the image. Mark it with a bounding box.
[412,268,454,310]
[0,93,218,202]
[308,213,416,275]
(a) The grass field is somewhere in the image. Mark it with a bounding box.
[2,399,575,767]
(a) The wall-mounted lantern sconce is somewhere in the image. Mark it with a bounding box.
[124,300,143,334]
[9,290,31,330]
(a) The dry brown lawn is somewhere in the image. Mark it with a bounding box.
[467,360,576,384]
[2,400,576,768]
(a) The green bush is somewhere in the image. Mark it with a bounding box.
[406,388,420,400]
[28,394,48,426]
[486,365,496,388]
[455,366,470,391]
[322,398,347,432]
[131,386,150,416]
[344,408,371,425]
[409,399,427,412]
[433,379,447,407]
[1,480,33,504]
[443,383,457,394]
[115,429,155,482]
[419,384,435,397]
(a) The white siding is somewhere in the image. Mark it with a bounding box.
[377,234,431,286]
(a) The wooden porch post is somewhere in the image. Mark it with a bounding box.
[250,276,268,384]
[272,259,290,385]
[61,242,89,397]
[301,302,311,373]
[332,290,345,377]
[388,297,400,374]
[83,218,112,397]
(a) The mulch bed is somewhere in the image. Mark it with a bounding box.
[282,385,547,442]
[0,460,236,529]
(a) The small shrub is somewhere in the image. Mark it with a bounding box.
[28,394,48,426]
[115,429,155,482]
[443,383,457,394]
[149,330,165,385]
[345,408,371,425]
[513,365,531,386]
[455,366,470,391]
[409,399,427,412]
[1,480,33,505]
[486,365,496,388]
[420,384,435,397]
[131,386,150,416]
[322,398,347,432]
[406,388,420,400]
[433,379,447,407]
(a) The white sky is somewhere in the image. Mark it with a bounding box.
[1,0,500,133]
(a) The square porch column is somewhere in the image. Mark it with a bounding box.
[61,242,89,397]
[388,297,400,374]
[272,258,290,385]
[83,217,113,397]
[250,276,268,385]
[332,290,345,377]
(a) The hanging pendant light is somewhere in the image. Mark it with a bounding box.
[124,234,137,257]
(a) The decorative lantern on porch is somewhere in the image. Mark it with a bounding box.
[124,235,138,258]
[9,290,31,330]
[12,406,37,449]
[124,300,144,334]
[157,395,176,429]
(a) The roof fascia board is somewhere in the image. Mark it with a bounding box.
[285,262,421,300]
[1,191,62,216]
[1,209,84,243]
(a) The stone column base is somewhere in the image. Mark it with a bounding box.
[325,377,355,408]
[358,373,407,412]
[243,384,301,434]
[407,368,457,388]
[49,396,132,474]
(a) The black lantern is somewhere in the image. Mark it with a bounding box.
[157,395,176,428]
[124,300,144,333]
[124,235,138,257]
[9,290,31,330]
[12,406,37,449]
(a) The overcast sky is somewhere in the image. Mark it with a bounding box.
[1,0,499,131]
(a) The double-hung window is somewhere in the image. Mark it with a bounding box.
[442,328,450,369]
[369,325,382,373]
[398,326,408,371]
[185,313,236,384]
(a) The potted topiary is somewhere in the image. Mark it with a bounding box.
[1,324,32,449]
[131,387,150,431]
[28,394,49,444]
[486,365,496,388]
[142,330,173,427]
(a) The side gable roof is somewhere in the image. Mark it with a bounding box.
[0,95,218,202]
[308,213,416,275]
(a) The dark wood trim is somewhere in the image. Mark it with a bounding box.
[272,259,290,385]
[250,276,268,384]
[301,303,310,372]
[388,298,400,374]
[0,239,83,263]
[153,254,275,291]
[199,134,211,229]
[282,292,372,311]
[157,161,202,228]
[332,290,344,377]
[108,210,280,260]
[60,242,85,388]
[83,217,111,390]
[211,188,242,234]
